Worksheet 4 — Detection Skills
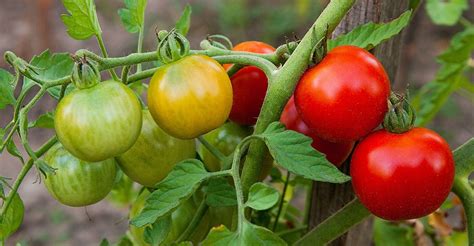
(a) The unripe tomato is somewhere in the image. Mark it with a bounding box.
[351,128,455,220]
[226,41,275,125]
[281,96,354,166]
[148,55,232,139]
[295,45,390,142]
[199,122,272,180]
[55,80,142,162]
[116,110,196,187]
[43,143,117,207]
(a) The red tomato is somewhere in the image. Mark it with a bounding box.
[294,45,390,142]
[226,41,275,125]
[350,128,455,220]
[281,96,354,166]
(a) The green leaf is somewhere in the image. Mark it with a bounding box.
[202,221,287,246]
[60,0,102,40]
[206,177,237,207]
[0,69,15,110]
[118,0,147,33]
[328,11,411,50]
[144,215,171,245]
[257,122,350,183]
[453,138,474,178]
[426,0,468,26]
[0,193,25,240]
[23,50,75,100]
[175,4,192,36]
[245,182,279,211]
[28,112,54,129]
[373,219,414,246]
[130,159,209,227]
[412,28,474,126]
[99,239,110,246]
[6,139,24,164]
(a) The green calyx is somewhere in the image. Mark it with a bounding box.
[383,92,416,134]
[71,55,100,89]
[156,29,190,64]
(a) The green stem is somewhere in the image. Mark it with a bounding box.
[177,199,209,242]
[121,65,131,84]
[198,136,226,163]
[95,34,119,80]
[272,171,290,231]
[136,27,145,73]
[127,68,157,84]
[294,199,371,246]
[213,55,277,80]
[227,64,243,77]
[452,177,474,246]
[239,0,355,197]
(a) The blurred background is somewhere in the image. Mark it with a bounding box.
[0,0,472,245]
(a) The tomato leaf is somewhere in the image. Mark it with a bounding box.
[328,11,411,50]
[60,0,102,40]
[130,159,210,227]
[426,0,468,26]
[257,122,350,183]
[245,182,279,211]
[28,112,54,129]
[6,139,24,164]
[412,27,474,126]
[373,219,415,246]
[453,138,474,178]
[0,193,25,240]
[144,215,171,245]
[202,221,287,246]
[23,50,75,100]
[99,239,110,246]
[206,177,237,207]
[0,69,15,110]
[175,4,192,36]
[118,0,147,33]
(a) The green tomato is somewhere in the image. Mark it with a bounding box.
[129,190,209,245]
[55,80,142,162]
[116,110,196,187]
[43,143,117,207]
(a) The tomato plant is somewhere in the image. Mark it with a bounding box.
[225,41,276,125]
[281,96,354,166]
[294,45,390,142]
[116,110,196,187]
[55,80,142,162]
[43,143,117,207]
[148,55,233,139]
[351,128,455,220]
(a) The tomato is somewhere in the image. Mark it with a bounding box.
[350,128,455,220]
[116,110,196,187]
[148,55,232,139]
[55,80,142,162]
[225,41,275,125]
[281,96,354,166]
[199,122,272,180]
[294,45,390,142]
[43,143,117,207]
[129,190,209,245]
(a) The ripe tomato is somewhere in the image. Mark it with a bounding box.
[43,143,117,207]
[351,128,455,220]
[55,80,142,162]
[295,45,390,142]
[281,96,354,166]
[226,41,275,125]
[116,110,196,187]
[199,122,272,180]
[148,55,232,139]
[129,190,209,245]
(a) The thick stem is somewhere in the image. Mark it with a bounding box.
[240,0,355,196]
[213,55,277,79]
[452,177,474,246]
[294,199,371,246]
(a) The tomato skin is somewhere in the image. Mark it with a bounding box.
[148,55,232,139]
[350,128,455,220]
[55,80,142,162]
[281,96,354,166]
[116,110,196,187]
[43,143,117,207]
[226,41,275,125]
[294,45,390,142]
